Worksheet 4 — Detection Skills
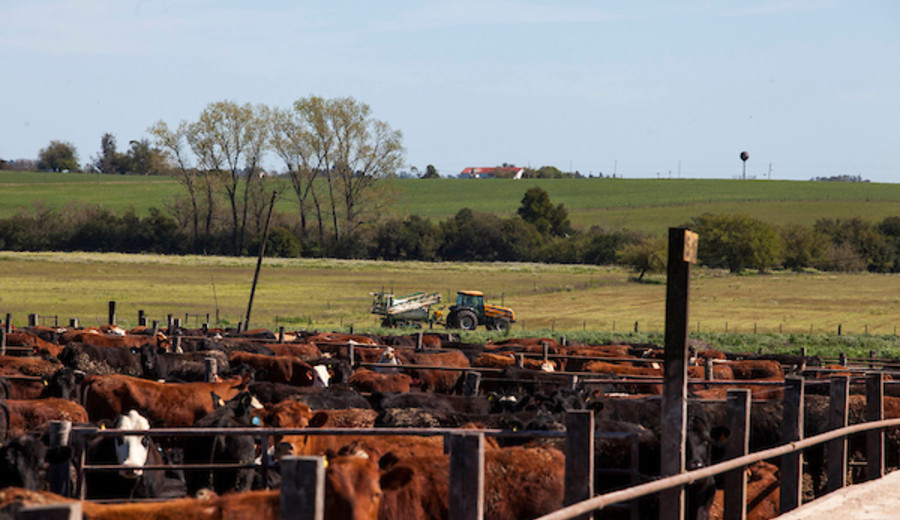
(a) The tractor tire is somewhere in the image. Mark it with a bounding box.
[492,318,511,332]
[455,310,478,331]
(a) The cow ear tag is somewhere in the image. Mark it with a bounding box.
[217,398,225,407]
[43,379,49,386]
[100,423,106,430]
[252,416,261,426]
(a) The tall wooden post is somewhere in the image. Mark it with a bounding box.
[660,228,698,520]
[565,410,595,520]
[280,456,325,520]
[826,375,849,492]
[780,377,805,513]
[448,433,484,520]
[107,301,116,326]
[723,389,751,520]
[866,372,885,480]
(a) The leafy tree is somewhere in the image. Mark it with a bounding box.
[815,217,888,272]
[517,186,573,237]
[616,235,667,280]
[92,133,118,173]
[780,224,830,271]
[373,215,442,260]
[422,164,440,179]
[581,226,642,265]
[689,214,783,273]
[38,140,79,172]
[438,208,506,261]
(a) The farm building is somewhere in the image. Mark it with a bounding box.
[459,166,525,179]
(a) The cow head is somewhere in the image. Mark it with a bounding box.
[113,410,152,478]
[375,347,401,374]
[41,367,84,400]
[0,434,48,491]
[312,365,330,388]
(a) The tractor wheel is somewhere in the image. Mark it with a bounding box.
[455,310,478,331]
[493,318,511,332]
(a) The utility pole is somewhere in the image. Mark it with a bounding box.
[245,190,278,329]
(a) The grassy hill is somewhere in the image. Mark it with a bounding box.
[2,171,900,235]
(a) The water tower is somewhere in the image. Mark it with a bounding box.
[740,151,749,180]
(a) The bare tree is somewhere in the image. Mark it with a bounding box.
[186,101,270,254]
[275,96,403,245]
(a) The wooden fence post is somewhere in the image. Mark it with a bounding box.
[16,503,81,520]
[723,389,751,520]
[416,332,424,351]
[138,310,146,327]
[4,313,10,333]
[347,344,356,368]
[205,358,218,383]
[564,410,594,520]
[868,350,876,370]
[107,301,116,326]
[68,318,79,328]
[48,420,72,497]
[515,353,524,369]
[839,352,847,367]
[463,372,482,396]
[278,326,285,343]
[704,357,714,381]
[866,372,885,481]
[780,376,804,513]
[827,375,850,492]
[280,456,325,520]
[660,228,698,520]
[448,433,484,520]
[0,329,5,356]
[28,313,38,327]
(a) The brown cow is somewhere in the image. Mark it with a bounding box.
[348,368,413,393]
[3,331,62,358]
[60,330,165,349]
[710,461,779,520]
[379,446,565,520]
[473,352,559,372]
[0,356,62,399]
[0,450,386,520]
[396,349,469,393]
[82,374,245,425]
[264,342,323,360]
[228,351,316,387]
[6,398,89,436]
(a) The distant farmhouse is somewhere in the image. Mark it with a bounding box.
[459,166,525,179]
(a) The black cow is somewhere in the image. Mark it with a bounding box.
[0,434,47,490]
[183,391,261,495]
[83,410,186,499]
[41,367,83,400]
[134,344,230,382]
[59,342,142,377]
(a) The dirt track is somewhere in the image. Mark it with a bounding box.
[776,469,900,519]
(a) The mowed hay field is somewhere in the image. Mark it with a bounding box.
[2,252,900,338]
[4,172,900,234]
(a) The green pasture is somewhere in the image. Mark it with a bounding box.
[3,171,900,235]
[2,252,900,358]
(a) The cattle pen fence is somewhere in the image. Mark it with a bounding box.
[17,372,900,520]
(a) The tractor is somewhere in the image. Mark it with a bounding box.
[445,290,515,332]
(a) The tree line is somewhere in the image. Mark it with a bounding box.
[2,183,900,277]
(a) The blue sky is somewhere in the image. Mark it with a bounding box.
[2,1,898,181]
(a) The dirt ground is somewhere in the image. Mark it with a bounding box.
[776,469,900,519]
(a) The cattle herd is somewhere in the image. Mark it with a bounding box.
[0,322,899,519]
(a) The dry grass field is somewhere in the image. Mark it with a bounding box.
[2,252,899,341]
